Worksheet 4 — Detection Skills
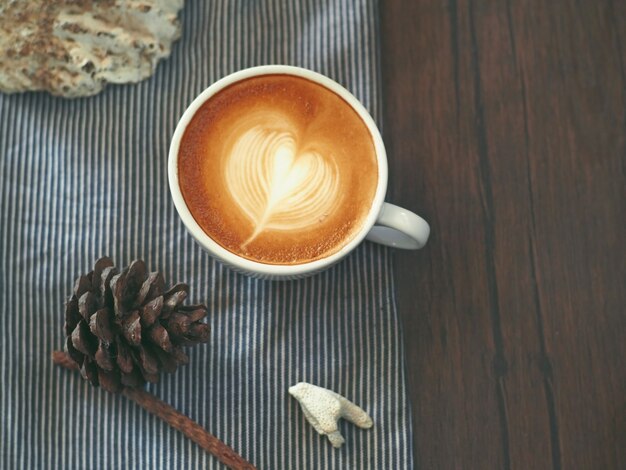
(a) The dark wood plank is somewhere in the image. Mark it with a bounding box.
[381,1,626,468]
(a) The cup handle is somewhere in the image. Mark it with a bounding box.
[365,202,430,249]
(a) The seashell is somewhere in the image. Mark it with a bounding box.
[289,382,373,448]
[0,0,185,97]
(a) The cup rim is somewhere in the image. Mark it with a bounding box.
[167,65,388,276]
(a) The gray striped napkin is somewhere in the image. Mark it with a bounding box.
[0,1,413,468]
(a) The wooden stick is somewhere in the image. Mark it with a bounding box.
[52,351,257,470]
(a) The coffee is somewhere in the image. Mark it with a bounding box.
[177,74,378,265]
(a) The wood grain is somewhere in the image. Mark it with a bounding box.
[381,1,625,468]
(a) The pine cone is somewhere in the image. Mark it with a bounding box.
[64,257,210,392]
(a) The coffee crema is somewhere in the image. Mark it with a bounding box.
[178,74,378,265]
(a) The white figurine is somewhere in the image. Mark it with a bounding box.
[289,382,373,448]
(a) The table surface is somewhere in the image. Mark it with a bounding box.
[381,1,625,468]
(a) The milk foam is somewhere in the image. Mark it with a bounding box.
[225,119,340,245]
[178,74,378,265]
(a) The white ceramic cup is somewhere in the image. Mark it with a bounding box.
[168,65,430,279]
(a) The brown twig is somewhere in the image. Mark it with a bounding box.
[52,351,258,470]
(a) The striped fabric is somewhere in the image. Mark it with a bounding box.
[0,1,413,469]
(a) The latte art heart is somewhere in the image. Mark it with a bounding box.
[225,127,340,245]
[178,74,378,264]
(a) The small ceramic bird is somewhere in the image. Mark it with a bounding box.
[289,382,373,448]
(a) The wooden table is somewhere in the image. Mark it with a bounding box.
[381,1,625,468]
